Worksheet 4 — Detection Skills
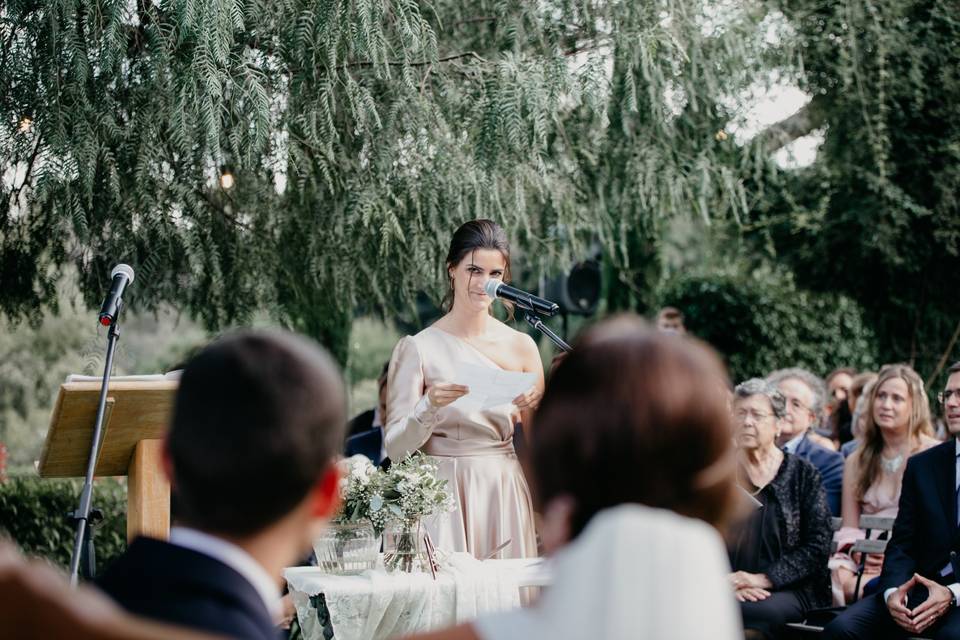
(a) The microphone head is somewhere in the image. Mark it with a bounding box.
[111,263,135,283]
[484,279,503,298]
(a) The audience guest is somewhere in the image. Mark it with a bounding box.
[828,364,938,605]
[345,361,390,465]
[823,363,960,638]
[826,399,854,449]
[849,372,878,417]
[655,306,687,335]
[841,374,879,458]
[728,378,833,639]
[414,315,742,640]
[841,381,874,459]
[97,331,346,639]
[827,368,858,408]
[767,368,845,515]
[347,361,389,437]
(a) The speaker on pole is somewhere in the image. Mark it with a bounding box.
[541,255,602,317]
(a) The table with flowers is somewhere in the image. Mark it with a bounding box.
[284,555,549,640]
[285,454,549,640]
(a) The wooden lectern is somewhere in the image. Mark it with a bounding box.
[38,379,178,542]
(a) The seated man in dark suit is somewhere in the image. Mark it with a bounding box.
[768,367,846,515]
[823,362,960,639]
[345,361,389,465]
[98,331,345,640]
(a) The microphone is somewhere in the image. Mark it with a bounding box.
[485,279,560,317]
[98,264,135,326]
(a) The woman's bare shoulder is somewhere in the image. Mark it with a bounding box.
[488,317,537,350]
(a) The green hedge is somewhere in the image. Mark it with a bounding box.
[0,475,127,577]
[657,270,881,383]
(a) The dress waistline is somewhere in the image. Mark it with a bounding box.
[422,438,517,458]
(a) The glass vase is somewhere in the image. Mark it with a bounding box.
[313,521,379,575]
[382,518,426,573]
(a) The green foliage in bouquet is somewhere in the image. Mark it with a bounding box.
[336,453,454,536]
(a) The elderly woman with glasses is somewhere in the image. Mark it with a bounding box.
[729,378,833,639]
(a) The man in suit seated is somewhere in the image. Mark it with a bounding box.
[823,362,960,639]
[98,331,345,639]
[345,361,389,465]
[767,367,846,516]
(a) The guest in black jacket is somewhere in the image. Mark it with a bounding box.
[729,378,833,639]
[98,331,346,640]
[824,363,960,639]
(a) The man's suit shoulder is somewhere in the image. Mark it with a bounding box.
[98,538,278,640]
[906,438,954,470]
[798,436,844,467]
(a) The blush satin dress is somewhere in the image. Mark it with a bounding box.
[384,326,538,560]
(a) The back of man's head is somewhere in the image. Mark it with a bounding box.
[167,330,346,537]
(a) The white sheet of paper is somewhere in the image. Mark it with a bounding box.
[449,362,537,412]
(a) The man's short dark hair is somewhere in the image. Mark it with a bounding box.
[948,362,960,377]
[167,330,346,536]
[657,306,684,322]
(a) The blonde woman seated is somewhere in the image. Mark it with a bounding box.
[829,364,938,604]
[413,315,743,640]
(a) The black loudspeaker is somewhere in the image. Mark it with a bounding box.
[541,257,602,317]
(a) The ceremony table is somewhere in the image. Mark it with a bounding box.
[284,554,550,640]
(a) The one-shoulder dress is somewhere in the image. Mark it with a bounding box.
[384,326,538,560]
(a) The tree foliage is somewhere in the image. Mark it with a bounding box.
[658,268,880,382]
[1,0,777,355]
[745,0,960,380]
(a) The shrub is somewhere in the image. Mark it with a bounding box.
[656,269,881,383]
[0,475,127,578]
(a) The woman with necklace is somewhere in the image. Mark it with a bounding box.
[384,219,543,560]
[829,364,938,604]
[728,378,832,639]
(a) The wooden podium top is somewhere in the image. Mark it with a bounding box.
[38,380,179,478]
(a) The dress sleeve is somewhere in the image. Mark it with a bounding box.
[384,336,443,460]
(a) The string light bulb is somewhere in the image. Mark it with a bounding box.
[18,117,32,133]
[219,170,235,190]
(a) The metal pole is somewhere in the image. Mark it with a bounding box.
[69,315,121,585]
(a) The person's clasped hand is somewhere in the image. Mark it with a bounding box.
[887,573,954,634]
[426,382,470,408]
[729,571,773,603]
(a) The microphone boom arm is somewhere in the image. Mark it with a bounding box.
[521,304,572,353]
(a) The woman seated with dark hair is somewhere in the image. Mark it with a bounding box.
[414,314,744,640]
[728,378,832,639]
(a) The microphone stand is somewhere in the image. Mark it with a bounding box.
[68,303,123,586]
[517,298,572,352]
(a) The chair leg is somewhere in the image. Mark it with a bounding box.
[852,555,867,603]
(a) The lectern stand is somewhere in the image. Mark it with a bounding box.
[38,380,178,542]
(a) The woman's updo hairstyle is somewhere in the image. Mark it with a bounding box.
[441,219,513,317]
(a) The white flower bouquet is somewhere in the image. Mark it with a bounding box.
[332,453,455,572]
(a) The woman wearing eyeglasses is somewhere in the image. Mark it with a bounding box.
[728,378,832,639]
[829,364,938,604]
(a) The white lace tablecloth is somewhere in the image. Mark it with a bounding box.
[284,554,548,640]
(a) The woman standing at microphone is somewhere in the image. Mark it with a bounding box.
[385,219,543,560]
